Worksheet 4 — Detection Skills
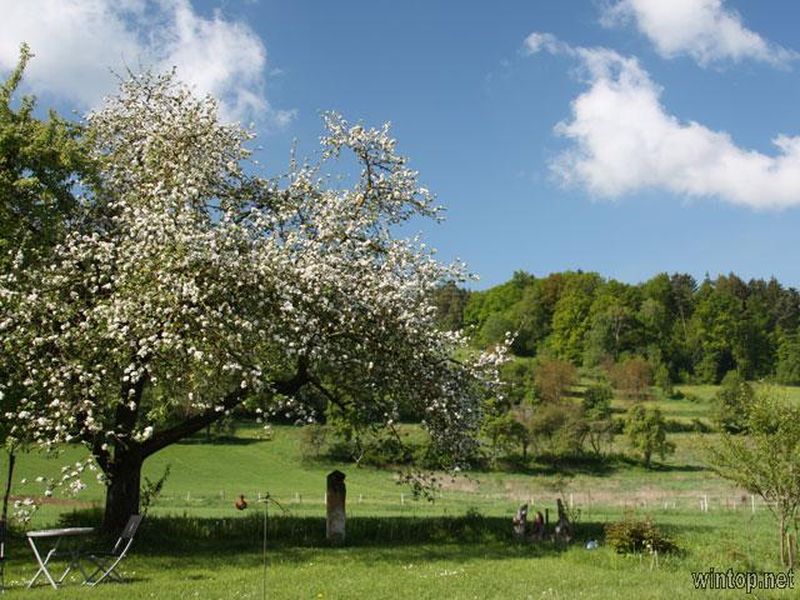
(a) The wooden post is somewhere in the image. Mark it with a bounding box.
[555,498,573,543]
[326,470,346,545]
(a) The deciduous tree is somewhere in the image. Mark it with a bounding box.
[1,45,95,527]
[625,405,674,468]
[1,71,505,530]
[533,357,576,404]
[708,392,800,566]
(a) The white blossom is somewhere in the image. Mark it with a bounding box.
[0,70,507,477]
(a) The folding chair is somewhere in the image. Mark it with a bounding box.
[0,519,6,592]
[82,515,142,586]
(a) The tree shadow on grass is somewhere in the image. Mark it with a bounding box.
[3,512,718,581]
[50,511,608,563]
[469,455,620,478]
[176,435,264,446]
[647,463,707,473]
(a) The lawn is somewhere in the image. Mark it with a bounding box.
[1,384,797,598]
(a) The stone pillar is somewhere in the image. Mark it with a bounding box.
[326,470,346,544]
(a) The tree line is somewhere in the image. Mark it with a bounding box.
[434,270,800,385]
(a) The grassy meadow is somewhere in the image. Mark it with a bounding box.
[1,384,798,598]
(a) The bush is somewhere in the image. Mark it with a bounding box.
[583,382,614,416]
[500,359,536,405]
[533,357,577,403]
[300,424,330,459]
[530,403,587,457]
[326,431,416,467]
[663,418,712,433]
[604,514,678,554]
[607,357,653,400]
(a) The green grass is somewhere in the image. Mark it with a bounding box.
[1,384,799,598]
[1,509,793,599]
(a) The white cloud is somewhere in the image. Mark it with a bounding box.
[0,0,295,125]
[522,32,565,56]
[602,0,797,67]
[525,32,800,210]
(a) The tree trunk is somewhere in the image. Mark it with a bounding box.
[2,449,16,523]
[102,452,143,533]
[780,514,787,566]
[94,364,311,533]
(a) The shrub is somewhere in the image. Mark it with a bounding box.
[533,357,577,404]
[530,403,587,457]
[582,382,613,416]
[604,514,678,554]
[327,431,415,467]
[663,418,712,433]
[607,357,653,400]
[500,359,536,405]
[300,424,330,459]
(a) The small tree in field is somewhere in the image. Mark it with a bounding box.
[711,370,754,434]
[625,405,674,468]
[533,357,577,404]
[707,392,800,567]
[608,357,653,401]
[1,68,506,530]
[583,382,614,456]
[481,412,524,466]
[510,404,535,461]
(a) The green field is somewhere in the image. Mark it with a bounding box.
[1,386,798,598]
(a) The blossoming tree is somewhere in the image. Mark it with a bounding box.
[1,45,96,527]
[1,71,505,531]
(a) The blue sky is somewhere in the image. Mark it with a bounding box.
[3,0,800,289]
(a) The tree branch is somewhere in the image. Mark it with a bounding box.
[91,435,111,475]
[308,375,348,411]
[140,357,310,459]
[140,387,246,459]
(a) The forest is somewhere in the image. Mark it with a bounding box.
[434,270,800,385]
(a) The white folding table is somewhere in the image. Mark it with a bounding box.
[26,527,95,589]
